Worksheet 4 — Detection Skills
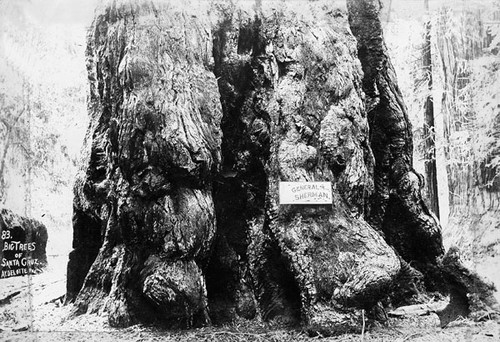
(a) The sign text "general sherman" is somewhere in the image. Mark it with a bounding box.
[279,182,333,205]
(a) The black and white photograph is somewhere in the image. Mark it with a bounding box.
[1,0,499,340]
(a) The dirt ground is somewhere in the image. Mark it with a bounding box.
[1,255,499,342]
[1,311,499,342]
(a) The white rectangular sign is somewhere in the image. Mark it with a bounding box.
[279,182,332,205]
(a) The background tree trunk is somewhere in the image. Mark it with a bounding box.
[434,5,500,314]
[23,81,32,218]
[423,0,440,219]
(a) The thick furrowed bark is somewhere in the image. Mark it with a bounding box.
[68,0,221,327]
[346,0,443,266]
[211,2,400,334]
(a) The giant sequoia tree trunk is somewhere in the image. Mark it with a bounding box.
[66,0,222,327]
[208,2,400,333]
[67,0,498,335]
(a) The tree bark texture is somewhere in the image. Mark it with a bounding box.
[67,0,499,335]
[67,0,222,327]
[210,2,399,333]
[346,0,443,268]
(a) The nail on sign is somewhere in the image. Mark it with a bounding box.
[279,182,332,204]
